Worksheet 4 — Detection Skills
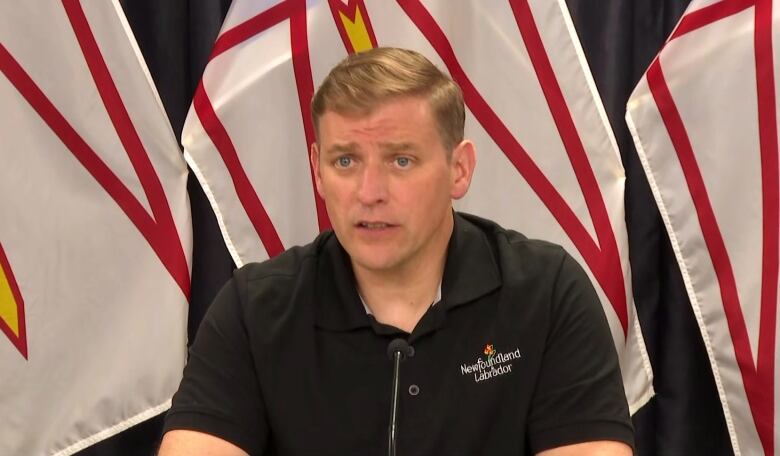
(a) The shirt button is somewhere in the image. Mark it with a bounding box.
[408,384,420,396]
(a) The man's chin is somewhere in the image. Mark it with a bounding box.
[349,252,401,275]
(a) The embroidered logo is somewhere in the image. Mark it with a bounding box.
[484,344,496,360]
[461,344,521,383]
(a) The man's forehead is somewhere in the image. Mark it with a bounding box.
[315,96,447,152]
[319,104,431,136]
[322,96,432,124]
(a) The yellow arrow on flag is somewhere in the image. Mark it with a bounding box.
[329,0,377,53]
[0,242,27,359]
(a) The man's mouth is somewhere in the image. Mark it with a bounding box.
[357,221,394,229]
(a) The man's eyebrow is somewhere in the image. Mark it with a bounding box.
[324,142,358,155]
[379,142,416,153]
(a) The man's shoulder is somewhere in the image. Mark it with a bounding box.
[235,230,337,283]
[214,231,342,335]
[222,230,343,317]
[456,212,568,264]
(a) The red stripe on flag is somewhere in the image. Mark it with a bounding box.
[508,0,627,333]
[62,0,190,298]
[0,242,27,360]
[329,0,357,54]
[646,60,770,454]
[192,82,285,257]
[670,0,754,40]
[210,0,294,60]
[206,0,331,233]
[290,0,332,232]
[753,0,777,452]
[397,0,629,333]
[0,44,185,295]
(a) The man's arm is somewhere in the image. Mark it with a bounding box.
[162,270,270,455]
[537,440,633,456]
[527,250,635,452]
[158,430,250,456]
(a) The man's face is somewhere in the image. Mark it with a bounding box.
[311,96,475,276]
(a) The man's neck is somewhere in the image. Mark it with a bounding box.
[354,259,445,333]
[353,224,452,333]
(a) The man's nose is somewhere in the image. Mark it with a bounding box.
[357,161,389,205]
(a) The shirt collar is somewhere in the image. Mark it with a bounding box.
[359,283,442,315]
[315,212,502,331]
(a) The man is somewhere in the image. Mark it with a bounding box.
[159,47,634,455]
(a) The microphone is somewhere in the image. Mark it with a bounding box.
[386,338,414,360]
[387,338,413,456]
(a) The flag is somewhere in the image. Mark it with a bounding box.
[627,1,779,454]
[183,0,653,413]
[0,1,191,454]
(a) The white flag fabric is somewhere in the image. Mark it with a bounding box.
[0,1,191,455]
[183,0,653,413]
[627,1,779,454]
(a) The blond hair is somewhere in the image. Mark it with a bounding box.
[311,47,465,151]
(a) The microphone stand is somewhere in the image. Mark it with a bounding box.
[386,338,412,456]
[388,349,403,456]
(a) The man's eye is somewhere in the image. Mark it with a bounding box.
[335,156,352,168]
[395,157,411,168]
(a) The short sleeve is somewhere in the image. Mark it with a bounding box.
[163,271,269,455]
[527,251,634,453]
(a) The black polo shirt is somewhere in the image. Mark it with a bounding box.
[164,213,634,455]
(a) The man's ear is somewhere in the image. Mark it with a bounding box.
[450,140,476,200]
[310,142,325,198]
